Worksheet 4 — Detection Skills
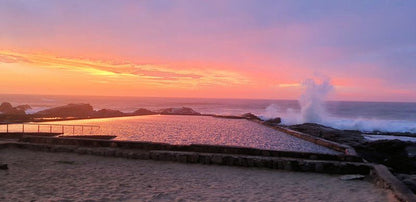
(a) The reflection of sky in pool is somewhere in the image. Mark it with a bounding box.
[3,115,339,154]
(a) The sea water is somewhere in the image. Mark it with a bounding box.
[2,94,416,133]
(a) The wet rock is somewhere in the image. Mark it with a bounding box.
[35,103,94,117]
[160,107,200,115]
[132,108,157,115]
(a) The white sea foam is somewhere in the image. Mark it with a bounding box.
[262,78,416,133]
[364,134,416,142]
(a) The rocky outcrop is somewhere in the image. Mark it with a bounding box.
[132,108,157,115]
[160,107,200,115]
[354,140,416,174]
[93,109,125,117]
[286,122,416,193]
[287,123,366,147]
[0,102,13,112]
[0,102,26,115]
[263,117,282,125]
[35,103,94,117]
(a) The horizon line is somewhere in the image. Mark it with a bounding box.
[1,93,415,104]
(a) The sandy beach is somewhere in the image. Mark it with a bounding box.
[0,148,396,201]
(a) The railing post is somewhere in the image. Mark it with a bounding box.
[62,125,64,134]
[81,126,84,134]
[22,124,25,133]
[6,124,8,133]
[38,125,40,133]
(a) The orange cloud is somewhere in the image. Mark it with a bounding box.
[0,50,250,90]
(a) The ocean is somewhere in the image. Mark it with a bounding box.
[1,94,416,133]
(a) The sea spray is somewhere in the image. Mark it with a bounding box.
[260,78,333,124]
[261,78,416,133]
[299,78,333,124]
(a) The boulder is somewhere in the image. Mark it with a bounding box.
[160,107,200,115]
[93,109,125,117]
[132,108,157,115]
[35,103,94,117]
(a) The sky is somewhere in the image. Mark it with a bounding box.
[0,0,415,101]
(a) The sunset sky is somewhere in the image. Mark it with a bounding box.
[1,1,415,101]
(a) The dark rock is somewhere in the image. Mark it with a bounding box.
[264,117,282,125]
[354,140,416,174]
[0,102,26,115]
[211,114,245,119]
[93,109,125,117]
[396,174,416,193]
[160,107,200,115]
[35,103,94,117]
[241,113,262,121]
[405,145,416,158]
[288,123,365,147]
[0,163,8,170]
[0,102,13,112]
[132,108,157,115]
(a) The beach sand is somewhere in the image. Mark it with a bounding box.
[0,148,396,201]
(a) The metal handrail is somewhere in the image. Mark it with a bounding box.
[23,123,100,128]
[0,123,100,135]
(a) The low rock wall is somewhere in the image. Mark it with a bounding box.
[371,165,416,202]
[19,136,362,162]
[2,141,371,175]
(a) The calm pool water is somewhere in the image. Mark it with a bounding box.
[5,115,339,154]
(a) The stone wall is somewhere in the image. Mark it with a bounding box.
[19,136,362,162]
